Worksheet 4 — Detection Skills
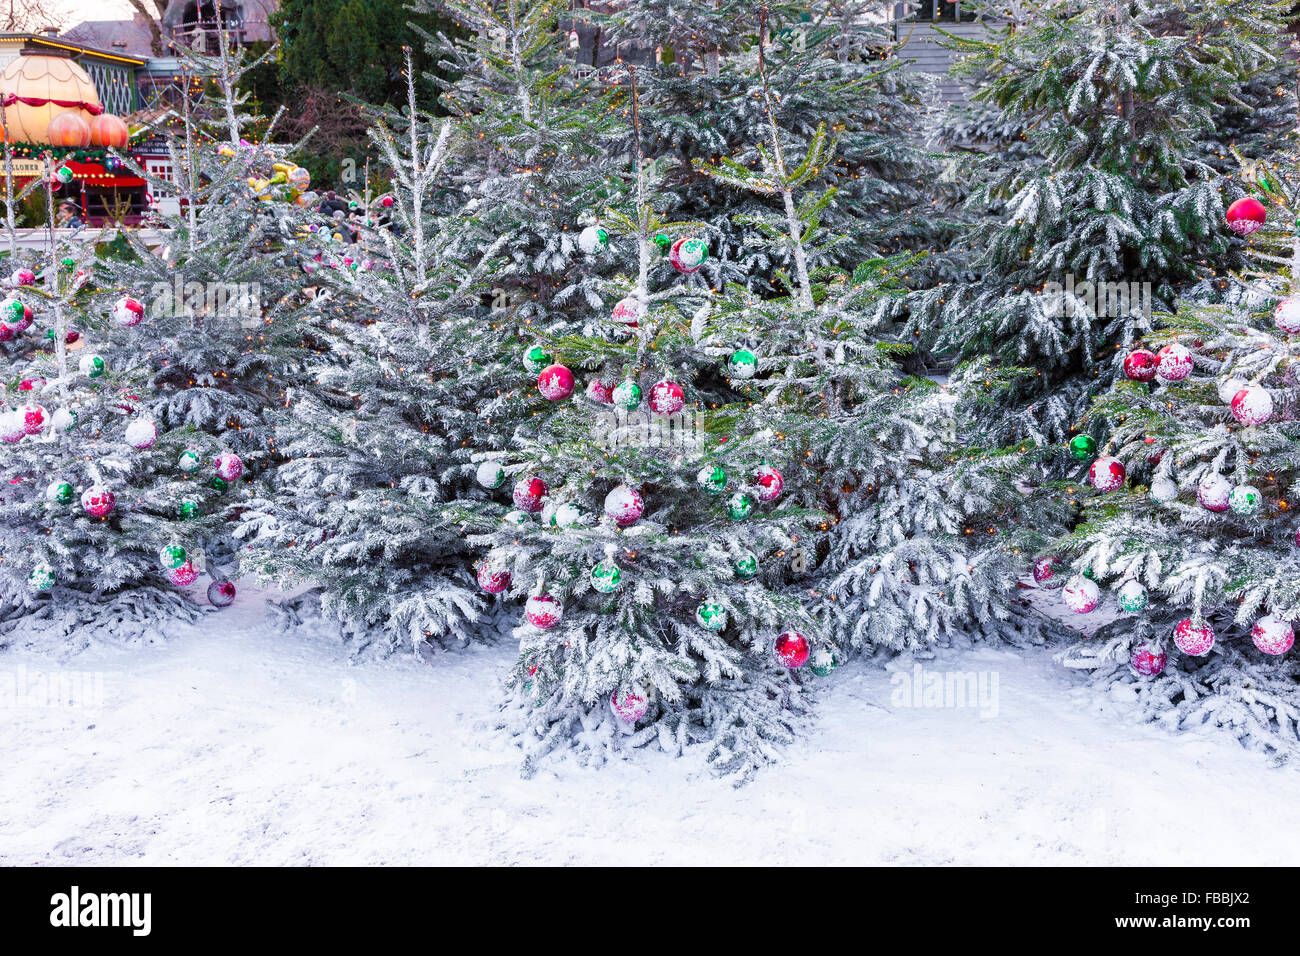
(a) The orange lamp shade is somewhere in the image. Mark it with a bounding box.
[89,113,129,148]
[47,111,91,147]
[0,54,103,145]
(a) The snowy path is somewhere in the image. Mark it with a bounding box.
[2,594,1296,865]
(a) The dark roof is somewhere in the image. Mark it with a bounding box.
[61,20,157,58]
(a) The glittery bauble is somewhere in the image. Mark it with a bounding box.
[525,593,563,629]
[610,683,650,722]
[502,509,530,526]
[1117,579,1148,613]
[159,544,187,569]
[210,476,229,493]
[12,268,34,286]
[728,348,757,379]
[1173,618,1214,656]
[28,563,55,592]
[537,364,575,401]
[577,225,608,254]
[695,602,728,631]
[604,484,644,526]
[554,503,585,528]
[113,296,145,327]
[1150,476,1179,503]
[214,452,244,481]
[208,580,237,608]
[733,551,759,579]
[1226,196,1267,235]
[1088,456,1126,492]
[590,561,622,593]
[1063,576,1101,613]
[586,379,614,404]
[0,412,24,443]
[1123,349,1158,382]
[1252,615,1295,656]
[81,486,115,518]
[169,561,199,586]
[1155,343,1193,382]
[1230,386,1272,426]
[17,403,46,435]
[1068,434,1097,460]
[728,492,755,520]
[1275,296,1300,334]
[512,476,548,513]
[1130,641,1167,677]
[774,631,811,668]
[1197,474,1232,513]
[177,450,202,473]
[54,165,74,184]
[45,480,74,504]
[648,379,685,416]
[612,380,642,410]
[78,354,106,379]
[477,564,511,594]
[178,499,199,519]
[1229,484,1262,515]
[652,233,671,253]
[669,236,708,273]
[753,465,784,503]
[697,464,726,494]
[476,460,505,489]
[610,296,643,329]
[810,645,840,677]
[522,345,552,374]
[50,407,77,432]
[1032,555,1065,590]
[125,418,157,449]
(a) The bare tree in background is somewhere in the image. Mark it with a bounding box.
[0,0,69,32]
[126,0,170,56]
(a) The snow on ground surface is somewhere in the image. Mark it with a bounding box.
[2,587,1297,866]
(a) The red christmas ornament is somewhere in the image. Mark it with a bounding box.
[1230,386,1273,426]
[1155,343,1193,381]
[1226,196,1267,236]
[208,580,237,607]
[754,464,784,502]
[477,564,511,594]
[169,561,198,586]
[113,296,145,327]
[525,593,563,629]
[586,379,614,404]
[1173,618,1215,656]
[1122,348,1158,382]
[1088,456,1126,491]
[1251,615,1294,656]
[512,476,548,513]
[1032,555,1065,590]
[214,452,244,481]
[610,296,642,331]
[381,196,395,208]
[774,631,811,668]
[15,305,32,331]
[1130,641,1167,677]
[648,379,685,416]
[80,486,115,518]
[610,686,649,723]
[18,403,46,435]
[537,364,575,401]
[0,322,13,342]
[604,484,644,526]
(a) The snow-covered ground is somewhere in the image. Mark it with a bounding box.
[2,590,1296,866]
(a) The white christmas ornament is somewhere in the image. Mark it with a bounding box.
[1252,615,1295,656]
[1217,377,1248,404]
[577,225,608,255]
[1229,484,1262,515]
[1063,576,1101,614]
[124,418,157,449]
[1276,297,1300,334]
[475,460,506,489]
[1230,386,1273,426]
[604,484,644,526]
[1150,476,1179,503]
[1197,473,1232,513]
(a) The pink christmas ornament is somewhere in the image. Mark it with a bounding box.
[17,403,46,435]
[537,364,575,401]
[604,484,644,526]
[512,476,548,513]
[1122,349,1158,382]
[1130,641,1167,677]
[1173,618,1215,656]
[754,464,784,502]
[1252,615,1295,656]
[477,564,511,594]
[1197,474,1232,513]
[1230,386,1272,426]
[1155,343,1193,381]
[774,631,811,668]
[214,452,244,482]
[648,379,685,416]
[169,561,198,586]
[585,379,614,404]
[1226,196,1267,236]
[1032,555,1065,590]
[1088,456,1126,492]
[81,486,115,518]
[525,593,563,629]
[610,685,650,723]
[1063,576,1101,613]
[0,412,24,443]
[1276,297,1300,334]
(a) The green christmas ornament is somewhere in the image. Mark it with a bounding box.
[727,492,755,520]
[60,256,75,270]
[651,232,671,253]
[696,464,727,494]
[522,345,552,375]
[28,563,55,592]
[728,348,757,380]
[612,380,642,410]
[1117,580,1148,614]
[2,297,22,321]
[503,509,530,526]
[733,551,759,579]
[590,561,622,594]
[695,601,728,631]
[1229,484,1262,516]
[178,499,199,519]
[78,354,106,378]
[1068,434,1097,460]
[159,544,188,569]
[810,644,840,677]
[177,449,202,474]
[54,166,74,184]
[210,476,229,493]
[45,480,74,504]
